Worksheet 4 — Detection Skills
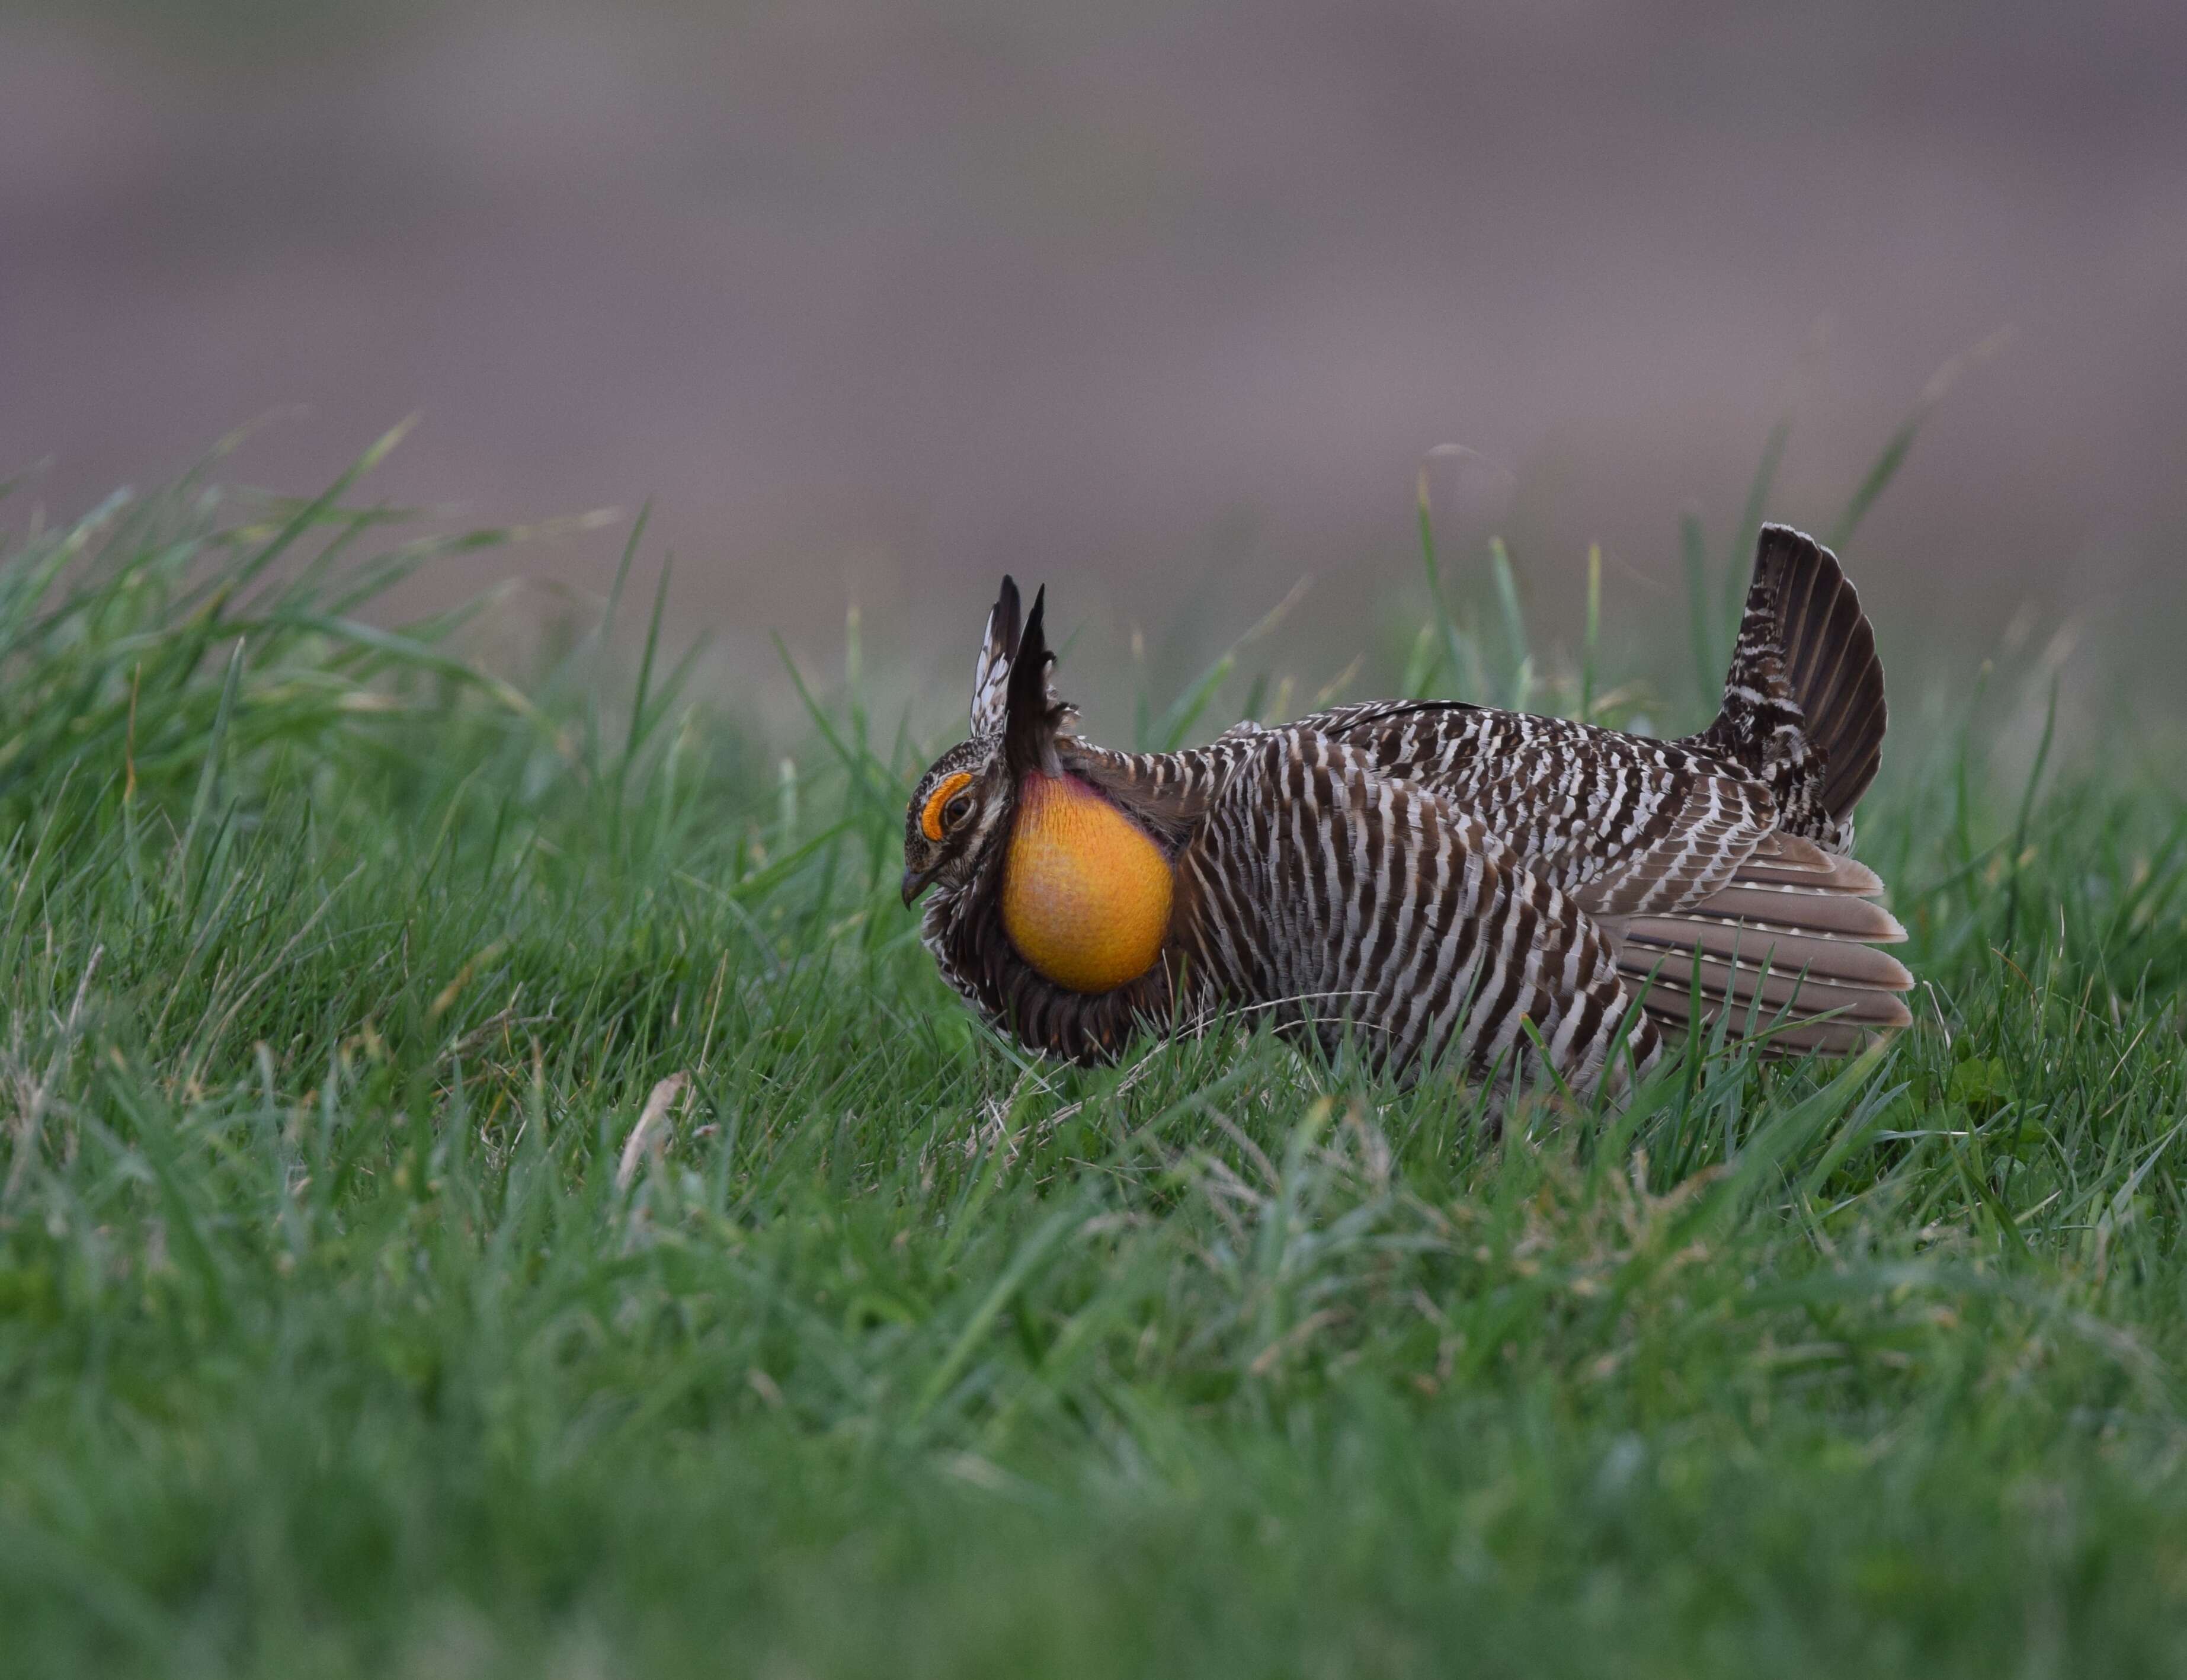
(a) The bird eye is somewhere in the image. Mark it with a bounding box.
[920,770,977,841]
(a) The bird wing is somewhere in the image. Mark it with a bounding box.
[1294,701,1910,1054]
[1593,831,1913,1054]
[1295,700,1778,917]
[1171,727,1660,1094]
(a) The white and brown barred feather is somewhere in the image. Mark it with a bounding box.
[913,524,1909,1096]
[1174,730,1658,1090]
[1297,526,1910,1053]
[967,579,1020,739]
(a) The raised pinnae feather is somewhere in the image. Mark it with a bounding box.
[1002,585,1071,778]
[969,575,1021,738]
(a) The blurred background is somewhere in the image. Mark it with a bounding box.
[4,0,2183,731]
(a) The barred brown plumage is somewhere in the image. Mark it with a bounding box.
[901,524,1911,1098]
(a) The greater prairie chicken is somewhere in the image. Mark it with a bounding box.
[902,526,1913,1095]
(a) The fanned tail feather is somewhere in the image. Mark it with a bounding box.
[1695,524,1888,839]
[1599,833,1914,1056]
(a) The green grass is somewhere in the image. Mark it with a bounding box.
[4,448,2187,1679]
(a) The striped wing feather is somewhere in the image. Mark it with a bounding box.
[1295,711,1910,1058]
[1173,729,1660,1093]
[1301,702,1774,911]
[1596,841,1913,1055]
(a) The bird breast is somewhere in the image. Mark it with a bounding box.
[1001,772,1173,993]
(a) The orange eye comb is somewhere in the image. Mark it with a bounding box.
[921,772,974,841]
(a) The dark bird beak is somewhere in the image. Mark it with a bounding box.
[901,865,934,908]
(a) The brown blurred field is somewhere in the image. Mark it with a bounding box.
[4,1,2183,711]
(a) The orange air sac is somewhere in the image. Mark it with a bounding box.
[1001,773,1173,993]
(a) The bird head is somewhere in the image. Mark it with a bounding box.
[902,575,1174,995]
[899,575,1069,908]
[901,735,1009,907]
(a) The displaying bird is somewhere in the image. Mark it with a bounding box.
[901,526,1912,1096]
